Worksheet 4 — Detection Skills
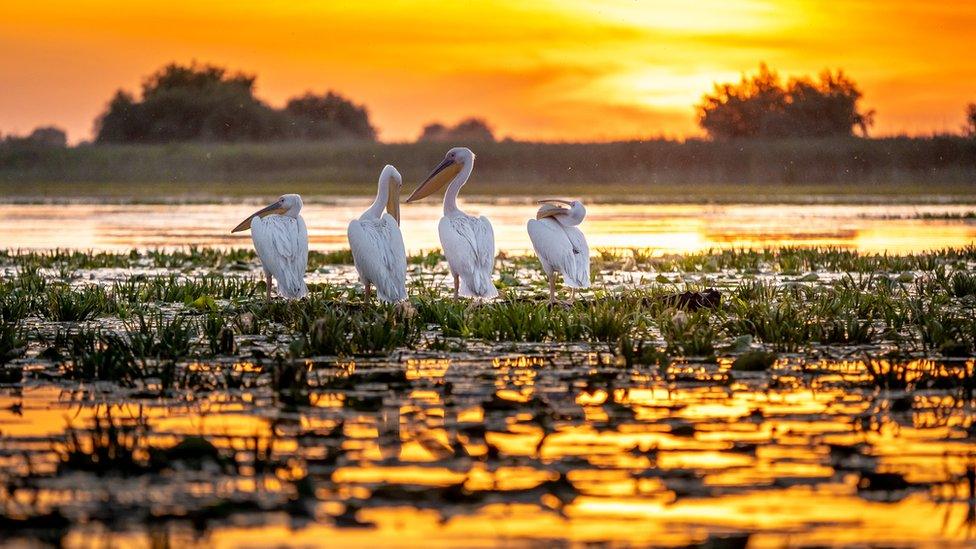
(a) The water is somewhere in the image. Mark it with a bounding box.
[3,355,976,547]
[1,201,974,253]
[3,199,976,547]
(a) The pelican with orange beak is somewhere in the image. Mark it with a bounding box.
[347,165,407,303]
[231,194,308,300]
[527,199,590,303]
[406,147,497,299]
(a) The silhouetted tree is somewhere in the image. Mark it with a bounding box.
[965,103,976,137]
[418,118,494,142]
[697,64,873,139]
[284,92,376,140]
[27,126,67,147]
[1,126,67,147]
[95,63,285,143]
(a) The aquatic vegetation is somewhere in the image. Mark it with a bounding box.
[0,244,975,547]
[731,350,777,371]
[659,309,718,357]
[296,304,420,356]
[59,329,139,383]
[43,284,114,321]
[0,320,26,365]
[114,274,258,303]
[126,310,196,361]
[202,312,235,355]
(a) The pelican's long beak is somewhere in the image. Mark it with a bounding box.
[536,198,573,220]
[387,182,401,225]
[406,157,461,203]
[231,200,286,233]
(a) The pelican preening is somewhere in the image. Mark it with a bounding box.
[232,148,591,304]
[347,165,408,303]
[232,194,309,300]
[406,147,498,299]
[527,199,590,303]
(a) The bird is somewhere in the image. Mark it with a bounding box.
[406,147,498,299]
[347,165,408,303]
[527,199,590,303]
[231,194,308,300]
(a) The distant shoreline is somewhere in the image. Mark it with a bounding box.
[0,137,973,204]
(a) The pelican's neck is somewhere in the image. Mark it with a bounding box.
[286,204,303,218]
[443,160,473,216]
[365,177,390,219]
[557,204,586,227]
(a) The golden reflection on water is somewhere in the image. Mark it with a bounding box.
[3,356,976,547]
[0,202,973,253]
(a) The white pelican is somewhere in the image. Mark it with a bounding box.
[406,147,497,299]
[527,199,590,303]
[347,165,407,303]
[232,194,309,300]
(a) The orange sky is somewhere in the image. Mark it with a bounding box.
[1,0,974,143]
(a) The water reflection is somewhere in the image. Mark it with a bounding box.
[1,202,974,253]
[2,355,976,546]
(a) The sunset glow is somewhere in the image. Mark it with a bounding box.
[1,0,974,142]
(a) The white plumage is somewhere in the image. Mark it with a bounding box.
[348,165,408,303]
[232,194,308,300]
[439,213,497,298]
[406,147,498,299]
[527,199,590,302]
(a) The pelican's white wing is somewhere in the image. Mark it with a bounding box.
[347,213,408,302]
[252,214,308,299]
[527,218,590,288]
[439,214,498,298]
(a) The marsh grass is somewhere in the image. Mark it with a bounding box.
[60,329,140,383]
[660,310,718,357]
[125,311,196,361]
[43,284,114,321]
[114,274,258,303]
[0,320,26,365]
[2,246,975,381]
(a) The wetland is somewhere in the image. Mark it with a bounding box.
[2,240,976,547]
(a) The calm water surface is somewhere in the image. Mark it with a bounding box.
[1,201,974,253]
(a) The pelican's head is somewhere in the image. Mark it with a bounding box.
[536,198,586,226]
[381,164,403,225]
[232,193,303,233]
[406,147,475,203]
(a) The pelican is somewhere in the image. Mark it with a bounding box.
[347,165,407,303]
[232,194,308,300]
[527,199,590,303]
[406,147,497,299]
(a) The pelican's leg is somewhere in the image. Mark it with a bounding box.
[453,274,460,300]
[548,273,557,304]
[265,272,273,301]
[365,282,373,306]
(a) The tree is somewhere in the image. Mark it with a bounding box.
[284,92,376,140]
[418,118,494,142]
[965,103,976,137]
[1,126,67,147]
[95,63,286,143]
[26,126,67,147]
[697,64,873,139]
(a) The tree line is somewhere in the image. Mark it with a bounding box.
[94,63,498,145]
[3,62,975,145]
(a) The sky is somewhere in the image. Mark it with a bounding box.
[1,0,974,143]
